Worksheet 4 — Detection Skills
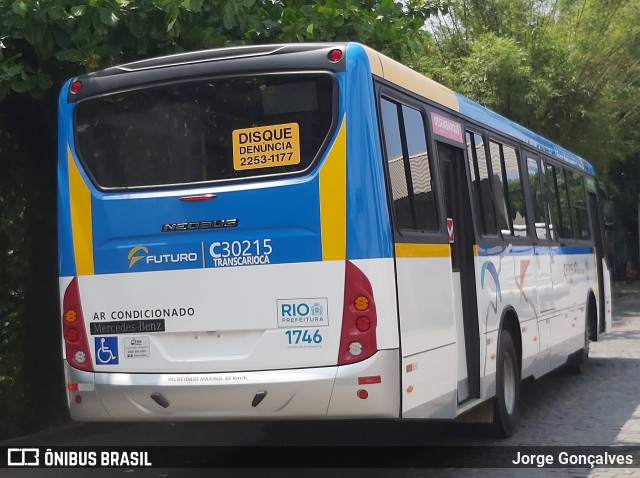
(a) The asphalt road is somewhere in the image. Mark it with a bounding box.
[3,282,640,477]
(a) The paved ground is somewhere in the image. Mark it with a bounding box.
[424,281,640,476]
[3,282,640,477]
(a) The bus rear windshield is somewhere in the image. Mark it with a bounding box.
[74,74,334,189]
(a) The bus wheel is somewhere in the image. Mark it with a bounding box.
[493,329,520,438]
[566,307,592,375]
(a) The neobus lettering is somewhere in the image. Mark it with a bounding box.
[162,219,238,232]
[238,127,293,144]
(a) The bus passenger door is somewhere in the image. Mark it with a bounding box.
[588,189,606,335]
[436,141,480,404]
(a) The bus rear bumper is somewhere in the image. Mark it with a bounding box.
[64,350,399,421]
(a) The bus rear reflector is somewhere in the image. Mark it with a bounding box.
[338,261,378,365]
[62,277,93,372]
[357,375,382,385]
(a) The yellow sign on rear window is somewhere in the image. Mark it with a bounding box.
[232,123,300,171]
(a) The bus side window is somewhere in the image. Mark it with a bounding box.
[380,98,414,230]
[553,166,574,240]
[401,105,438,231]
[545,161,560,241]
[380,97,438,233]
[569,171,591,240]
[502,144,528,237]
[526,155,549,240]
[466,131,498,236]
[489,141,511,237]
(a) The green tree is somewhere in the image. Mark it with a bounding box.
[420,0,640,172]
[420,0,640,275]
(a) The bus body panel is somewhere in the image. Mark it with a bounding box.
[60,129,350,374]
[78,262,345,373]
[343,43,394,262]
[58,82,77,279]
[59,45,406,420]
[476,246,595,381]
[64,349,400,420]
[58,64,354,376]
[395,251,458,418]
[534,245,555,313]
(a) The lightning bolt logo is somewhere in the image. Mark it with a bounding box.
[128,246,149,268]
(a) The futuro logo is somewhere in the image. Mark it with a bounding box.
[128,246,149,269]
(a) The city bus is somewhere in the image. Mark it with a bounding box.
[58,42,612,437]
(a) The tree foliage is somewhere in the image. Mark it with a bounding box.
[0,0,439,101]
[418,0,640,258]
[420,0,640,172]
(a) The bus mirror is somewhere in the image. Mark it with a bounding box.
[602,200,615,228]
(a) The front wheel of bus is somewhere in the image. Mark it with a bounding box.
[493,329,520,438]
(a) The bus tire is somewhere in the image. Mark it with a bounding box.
[566,305,592,375]
[493,329,520,438]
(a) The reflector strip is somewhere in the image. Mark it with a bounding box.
[358,375,381,385]
[179,194,217,202]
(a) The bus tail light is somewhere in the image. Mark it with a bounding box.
[338,261,378,365]
[62,277,93,372]
[327,49,343,63]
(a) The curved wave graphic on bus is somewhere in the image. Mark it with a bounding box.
[479,244,511,328]
[480,261,502,301]
[479,245,538,320]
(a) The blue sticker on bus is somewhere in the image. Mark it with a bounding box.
[95,337,119,365]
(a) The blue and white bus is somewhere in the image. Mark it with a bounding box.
[58,42,612,436]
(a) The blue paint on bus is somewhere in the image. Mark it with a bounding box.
[456,94,595,175]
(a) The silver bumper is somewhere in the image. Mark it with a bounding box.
[64,350,400,420]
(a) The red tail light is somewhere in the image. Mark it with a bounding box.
[62,276,93,372]
[338,261,378,365]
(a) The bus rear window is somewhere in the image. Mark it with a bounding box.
[74,74,334,189]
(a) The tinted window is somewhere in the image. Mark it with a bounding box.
[403,105,437,231]
[545,162,561,240]
[466,131,497,235]
[527,156,548,240]
[553,166,574,239]
[489,141,523,237]
[75,74,334,188]
[380,98,438,232]
[381,98,413,230]
[569,171,590,240]
[502,144,527,237]
[489,141,510,235]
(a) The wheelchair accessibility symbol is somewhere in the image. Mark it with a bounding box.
[95,337,119,365]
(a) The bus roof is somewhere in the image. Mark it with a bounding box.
[361,44,595,175]
[67,41,594,175]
